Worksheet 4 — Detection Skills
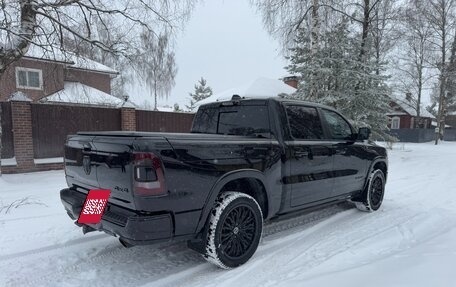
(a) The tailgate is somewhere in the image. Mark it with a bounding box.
[65,135,98,188]
[65,135,136,210]
[65,134,175,211]
[91,136,136,210]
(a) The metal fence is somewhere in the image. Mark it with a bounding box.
[389,128,456,143]
[31,103,121,158]
[1,102,14,159]
[136,110,194,133]
[443,129,456,141]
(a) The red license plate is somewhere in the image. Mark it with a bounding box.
[77,189,111,224]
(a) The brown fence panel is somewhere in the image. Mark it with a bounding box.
[1,102,14,159]
[136,110,194,133]
[31,103,121,158]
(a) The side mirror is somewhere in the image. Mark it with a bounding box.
[358,127,371,140]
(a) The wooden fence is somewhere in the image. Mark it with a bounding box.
[31,104,122,158]
[136,110,194,133]
[1,100,196,171]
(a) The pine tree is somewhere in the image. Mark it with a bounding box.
[173,103,183,112]
[287,17,391,139]
[187,78,213,112]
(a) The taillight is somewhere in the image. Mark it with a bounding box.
[132,152,166,196]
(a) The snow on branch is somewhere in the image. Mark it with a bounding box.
[0,0,195,73]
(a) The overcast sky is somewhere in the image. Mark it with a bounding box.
[163,0,288,108]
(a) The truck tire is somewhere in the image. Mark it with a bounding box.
[354,169,385,212]
[202,192,263,269]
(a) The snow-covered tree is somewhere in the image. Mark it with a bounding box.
[139,30,177,111]
[392,0,434,127]
[422,0,456,144]
[287,14,390,138]
[253,1,393,138]
[186,77,213,112]
[446,30,456,115]
[0,0,195,174]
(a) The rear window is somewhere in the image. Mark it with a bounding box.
[192,105,270,137]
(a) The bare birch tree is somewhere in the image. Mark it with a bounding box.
[394,0,434,127]
[139,30,177,111]
[422,0,456,144]
[445,30,456,114]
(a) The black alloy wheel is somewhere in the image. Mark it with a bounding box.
[369,176,384,210]
[219,205,257,259]
[354,169,385,212]
[202,192,263,269]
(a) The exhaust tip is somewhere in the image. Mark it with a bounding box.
[119,238,134,248]
[82,225,96,234]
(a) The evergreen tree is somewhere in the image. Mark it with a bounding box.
[287,17,390,138]
[187,78,213,112]
[173,103,183,112]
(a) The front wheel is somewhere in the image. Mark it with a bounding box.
[202,192,263,269]
[354,169,385,212]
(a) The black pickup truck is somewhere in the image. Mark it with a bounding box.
[60,97,388,269]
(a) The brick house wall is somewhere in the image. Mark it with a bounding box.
[0,58,65,102]
[0,57,114,102]
[64,68,112,94]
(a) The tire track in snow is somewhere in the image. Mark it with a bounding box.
[0,234,108,261]
[203,206,456,287]
[3,203,352,287]
[140,204,356,287]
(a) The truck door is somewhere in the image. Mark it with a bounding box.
[319,108,368,197]
[283,105,334,207]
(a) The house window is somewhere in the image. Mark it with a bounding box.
[391,116,400,129]
[15,67,43,90]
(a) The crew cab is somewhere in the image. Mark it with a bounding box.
[60,97,388,269]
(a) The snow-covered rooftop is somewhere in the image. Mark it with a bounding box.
[196,77,297,106]
[8,91,32,102]
[41,82,123,107]
[389,94,435,119]
[24,44,118,74]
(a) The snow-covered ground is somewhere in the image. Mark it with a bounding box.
[1,142,455,287]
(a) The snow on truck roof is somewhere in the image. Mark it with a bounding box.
[196,77,297,107]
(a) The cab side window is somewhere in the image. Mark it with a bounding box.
[321,109,353,140]
[285,105,324,140]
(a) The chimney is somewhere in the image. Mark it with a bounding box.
[405,92,412,102]
[283,76,298,89]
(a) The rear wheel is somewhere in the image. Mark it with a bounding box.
[202,192,263,269]
[354,169,385,212]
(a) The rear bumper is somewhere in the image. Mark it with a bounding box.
[60,188,173,245]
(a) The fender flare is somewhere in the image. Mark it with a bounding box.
[194,169,271,235]
[363,157,388,190]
